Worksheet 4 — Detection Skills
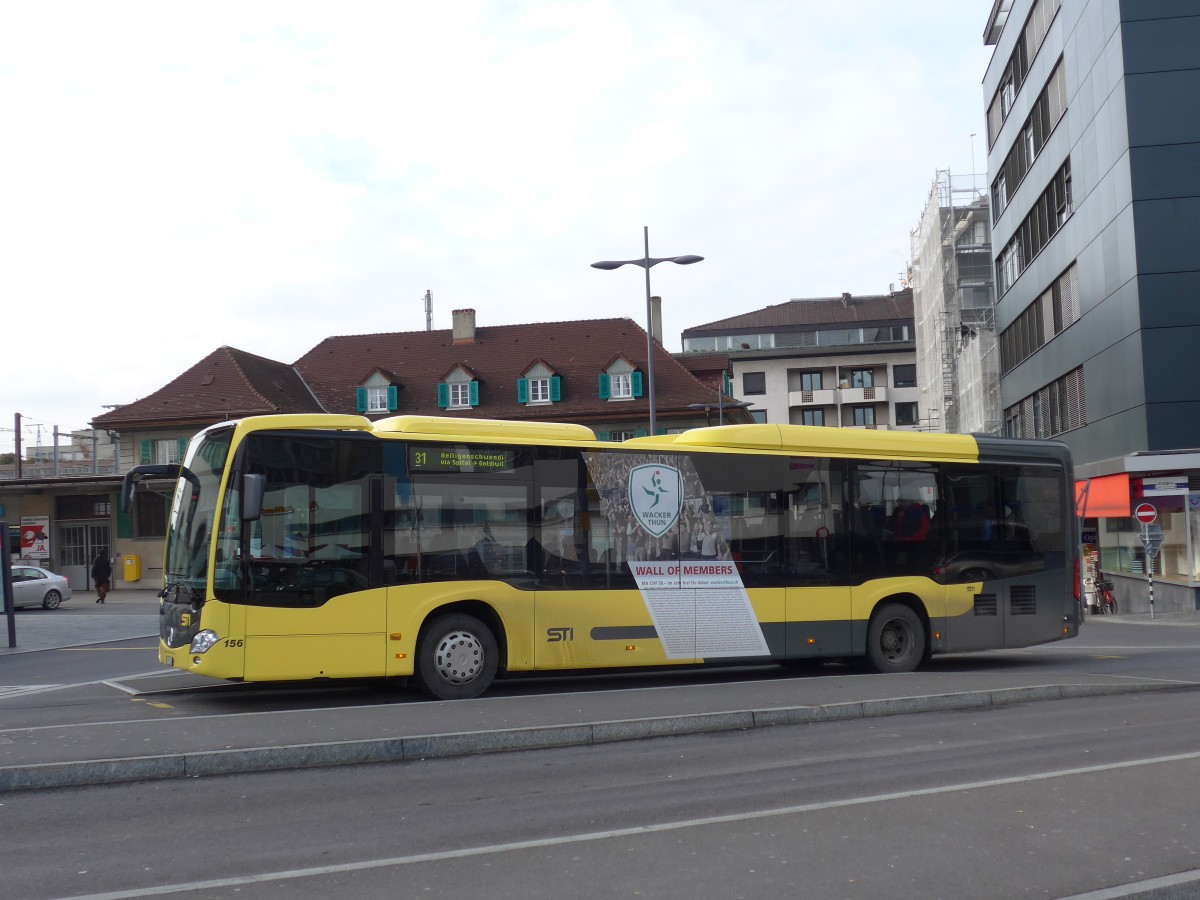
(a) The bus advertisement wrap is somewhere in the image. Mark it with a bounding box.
[585,452,770,659]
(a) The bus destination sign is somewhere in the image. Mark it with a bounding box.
[409,445,516,474]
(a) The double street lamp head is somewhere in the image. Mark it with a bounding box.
[590,254,704,271]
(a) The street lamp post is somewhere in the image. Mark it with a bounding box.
[592,227,703,436]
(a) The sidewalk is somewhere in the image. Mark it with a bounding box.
[1,588,161,655]
[2,595,1199,794]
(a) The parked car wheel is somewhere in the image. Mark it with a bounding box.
[42,589,62,610]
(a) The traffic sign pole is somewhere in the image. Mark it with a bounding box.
[1147,552,1155,620]
[1140,522,1164,620]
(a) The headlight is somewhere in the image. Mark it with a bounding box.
[190,630,220,654]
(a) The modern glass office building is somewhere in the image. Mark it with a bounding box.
[984,0,1200,609]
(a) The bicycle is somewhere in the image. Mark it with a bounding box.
[1095,578,1117,615]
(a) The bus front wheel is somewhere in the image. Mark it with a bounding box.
[866,603,925,674]
[414,614,499,700]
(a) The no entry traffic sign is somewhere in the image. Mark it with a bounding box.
[1134,502,1157,524]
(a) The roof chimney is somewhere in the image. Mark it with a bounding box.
[452,308,476,344]
[650,296,663,344]
[841,292,852,306]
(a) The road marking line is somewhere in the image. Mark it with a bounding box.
[0,685,66,699]
[60,750,1200,900]
[0,671,172,703]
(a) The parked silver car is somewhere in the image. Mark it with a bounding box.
[9,565,73,609]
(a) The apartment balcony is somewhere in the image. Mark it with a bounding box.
[838,386,888,404]
[787,388,838,406]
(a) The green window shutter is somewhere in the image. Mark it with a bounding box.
[437,383,449,409]
[517,378,529,403]
[176,438,188,460]
[598,374,610,399]
[597,431,610,441]
[139,440,152,465]
[387,385,399,411]
[356,387,368,413]
[469,381,480,407]
[632,371,643,398]
[722,372,732,395]
[116,508,133,539]
[635,428,648,438]
[550,375,561,401]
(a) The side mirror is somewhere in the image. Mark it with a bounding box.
[241,473,266,522]
[120,464,182,513]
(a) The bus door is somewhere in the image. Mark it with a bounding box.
[238,436,386,680]
[938,467,1006,651]
[784,459,853,659]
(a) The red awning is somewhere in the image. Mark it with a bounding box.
[1075,473,1131,517]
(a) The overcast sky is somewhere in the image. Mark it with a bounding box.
[0,1,994,453]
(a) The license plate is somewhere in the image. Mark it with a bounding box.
[165,656,175,667]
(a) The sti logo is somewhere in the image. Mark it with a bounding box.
[628,464,683,537]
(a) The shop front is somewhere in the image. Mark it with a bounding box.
[1076,463,1200,613]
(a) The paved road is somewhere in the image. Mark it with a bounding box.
[2,590,1199,793]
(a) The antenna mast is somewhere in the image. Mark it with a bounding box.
[424,290,432,331]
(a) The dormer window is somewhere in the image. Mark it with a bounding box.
[356,369,400,414]
[438,365,480,409]
[598,357,642,400]
[518,361,561,405]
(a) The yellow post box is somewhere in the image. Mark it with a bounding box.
[123,554,142,582]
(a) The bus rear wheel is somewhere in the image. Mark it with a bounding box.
[414,613,499,700]
[866,603,925,674]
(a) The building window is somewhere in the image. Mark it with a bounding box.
[852,406,876,427]
[995,158,1072,296]
[134,491,168,538]
[438,380,479,409]
[800,371,822,391]
[847,369,874,389]
[140,438,187,466]
[609,430,636,442]
[750,410,767,424]
[367,387,388,412]
[1000,262,1080,373]
[1004,366,1085,438]
[895,402,918,426]
[518,374,561,404]
[599,369,642,400]
[357,384,398,413]
[801,409,824,426]
[155,440,179,465]
[985,0,1062,146]
[743,372,766,395]
[893,365,917,388]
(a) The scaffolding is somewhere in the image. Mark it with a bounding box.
[909,169,1001,435]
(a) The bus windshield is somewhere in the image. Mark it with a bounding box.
[162,427,233,602]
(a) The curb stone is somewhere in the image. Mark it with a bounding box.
[2,680,1196,794]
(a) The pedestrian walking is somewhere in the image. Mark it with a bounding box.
[91,550,112,604]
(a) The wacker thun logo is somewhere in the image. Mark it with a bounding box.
[628,464,683,537]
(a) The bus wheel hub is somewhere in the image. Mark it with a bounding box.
[434,630,485,684]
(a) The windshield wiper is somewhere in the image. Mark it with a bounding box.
[160,578,201,607]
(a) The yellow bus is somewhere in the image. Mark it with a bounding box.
[123,414,1081,699]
